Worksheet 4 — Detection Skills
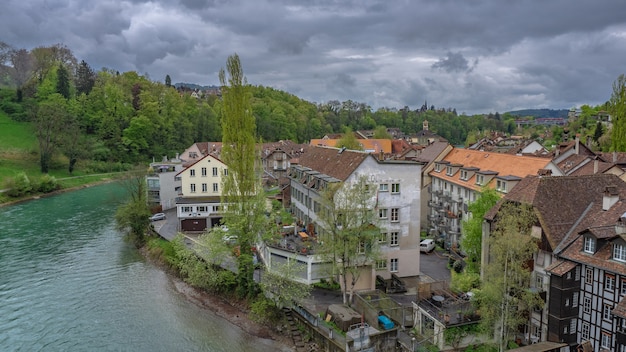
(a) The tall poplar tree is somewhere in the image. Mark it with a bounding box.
[610,74,626,151]
[219,54,266,298]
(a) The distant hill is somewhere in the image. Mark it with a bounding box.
[174,82,220,90]
[506,109,569,118]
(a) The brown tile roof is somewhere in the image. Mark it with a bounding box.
[569,159,614,176]
[430,148,551,192]
[486,174,626,251]
[557,154,590,174]
[413,141,451,163]
[296,146,370,181]
[544,260,577,276]
[613,298,626,318]
[309,139,392,154]
[598,152,626,165]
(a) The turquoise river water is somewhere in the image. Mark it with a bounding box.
[0,183,285,351]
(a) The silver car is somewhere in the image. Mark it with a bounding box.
[149,213,166,221]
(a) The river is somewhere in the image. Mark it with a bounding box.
[0,183,285,351]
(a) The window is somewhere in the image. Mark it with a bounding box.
[573,292,579,307]
[615,243,626,262]
[460,170,468,180]
[390,258,398,272]
[476,175,484,185]
[606,274,616,291]
[378,232,388,243]
[379,183,388,192]
[601,331,611,349]
[376,260,387,270]
[190,183,196,193]
[391,183,400,194]
[496,180,507,192]
[357,241,366,254]
[390,232,399,246]
[201,167,207,176]
[379,209,388,219]
[190,169,196,177]
[446,166,453,176]
[435,164,441,172]
[201,183,207,192]
[581,322,590,340]
[583,296,591,313]
[565,298,570,306]
[535,274,544,290]
[197,206,207,212]
[213,183,218,192]
[569,319,576,334]
[604,304,613,320]
[575,266,581,281]
[390,208,399,222]
[182,206,192,213]
[621,280,626,295]
[584,236,596,253]
[212,167,218,176]
[585,267,593,283]
[223,169,228,176]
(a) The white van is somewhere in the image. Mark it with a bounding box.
[420,239,435,253]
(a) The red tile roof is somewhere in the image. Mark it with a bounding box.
[296,146,370,181]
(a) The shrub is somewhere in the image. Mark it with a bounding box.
[250,295,281,325]
[4,172,33,197]
[451,270,480,293]
[453,260,464,273]
[36,174,60,193]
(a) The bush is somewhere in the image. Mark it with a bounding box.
[453,260,464,273]
[250,295,281,325]
[313,278,340,291]
[450,270,480,293]
[4,172,33,197]
[35,174,60,193]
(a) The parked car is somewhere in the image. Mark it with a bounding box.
[420,239,435,253]
[149,213,166,221]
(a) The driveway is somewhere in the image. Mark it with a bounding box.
[420,250,451,282]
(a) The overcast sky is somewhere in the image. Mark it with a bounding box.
[2,0,626,114]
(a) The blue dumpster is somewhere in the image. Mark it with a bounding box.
[378,315,394,330]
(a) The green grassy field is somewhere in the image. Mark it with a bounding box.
[0,111,126,204]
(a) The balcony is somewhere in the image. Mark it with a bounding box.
[428,200,442,208]
[427,214,441,222]
[433,190,442,196]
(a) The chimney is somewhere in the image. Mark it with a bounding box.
[586,136,592,148]
[614,151,618,163]
[603,185,619,211]
[379,150,384,161]
[617,213,626,235]
[575,134,580,155]
[594,159,598,174]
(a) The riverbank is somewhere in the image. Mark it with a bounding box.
[139,245,297,351]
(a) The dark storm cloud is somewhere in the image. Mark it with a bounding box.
[2,0,626,113]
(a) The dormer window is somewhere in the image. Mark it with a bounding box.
[476,175,484,185]
[460,170,468,181]
[435,164,441,172]
[446,166,453,176]
[614,243,626,262]
[496,180,507,193]
[583,236,596,254]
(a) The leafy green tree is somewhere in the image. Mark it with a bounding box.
[115,168,151,247]
[315,176,380,305]
[610,74,626,151]
[460,188,499,273]
[165,74,171,88]
[34,93,68,172]
[336,127,362,150]
[8,48,33,101]
[479,202,542,352]
[259,259,311,308]
[372,125,392,139]
[219,53,267,299]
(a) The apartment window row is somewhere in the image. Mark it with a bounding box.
[190,167,224,177]
[190,183,219,194]
[181,205,212,214]
[379,183,400,194]
[375,258,399,272]
[378,231,399,246]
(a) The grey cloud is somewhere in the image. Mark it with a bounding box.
[432,52,471,73]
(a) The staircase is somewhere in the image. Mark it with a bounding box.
[283,308,306,351]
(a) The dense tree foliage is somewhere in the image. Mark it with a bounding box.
[610,74,626,151]
[460,188,499,273]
